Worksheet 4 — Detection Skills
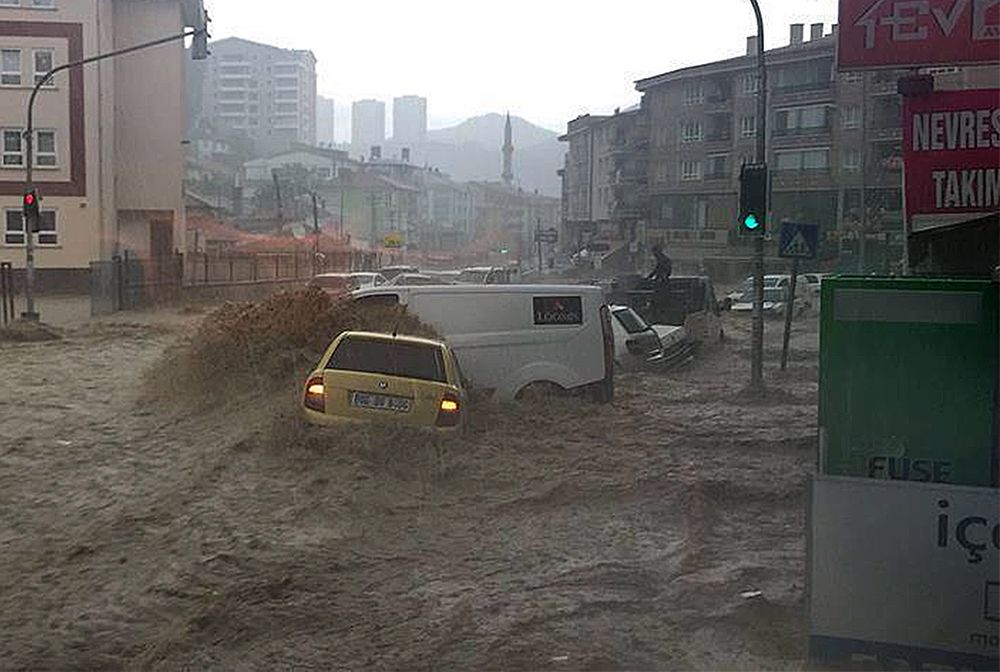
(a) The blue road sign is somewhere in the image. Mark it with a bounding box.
[778,221,819,259]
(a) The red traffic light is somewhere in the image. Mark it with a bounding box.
[23,193,35,206]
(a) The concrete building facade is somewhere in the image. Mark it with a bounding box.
[634,23,908,268]
[391,95,426,145]
[188,37,317,156]
[0,0,205,283]
[351,99,385,154]
[316,94,334,147]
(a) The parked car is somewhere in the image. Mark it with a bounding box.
[457,266,517,285]
[379,265,419,282]
[311,272,387,295]
[386,273,448,286]
[731,286,809,317]
[609,305,664,371]
[352,284,614,402]
[422,270,462,282]
[302,331,467,431]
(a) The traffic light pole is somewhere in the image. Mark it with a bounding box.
[20,26,207,321]
[749,0,767,389]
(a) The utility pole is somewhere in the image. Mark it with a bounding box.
[749,0,768,390]
[369,192,379,251]
[20,21,209,321]
[272,169,284,233]
[536,218,543,272]
[311,191,320,276]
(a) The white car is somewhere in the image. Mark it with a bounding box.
[731,286,809,317]
[608,305,664,371]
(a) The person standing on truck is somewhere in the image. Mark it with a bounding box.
[647,244,672,285]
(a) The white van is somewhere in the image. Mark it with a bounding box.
[352,284,614,402]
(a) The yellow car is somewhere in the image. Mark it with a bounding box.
[302,331,467,431]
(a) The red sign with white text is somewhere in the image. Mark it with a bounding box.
[902,88,1000,230]
[838,0,1000,70]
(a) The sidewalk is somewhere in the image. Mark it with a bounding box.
[4,294,92,328]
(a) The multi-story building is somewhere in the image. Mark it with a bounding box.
[392,95,426,145]
[316,95,335,147]
[0,0,206,287]
[188,37,317,156]
[351,99,385,154]
[634,22,907,269]
[558,106,647,258]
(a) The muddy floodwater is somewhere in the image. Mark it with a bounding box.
[1,307,818,670]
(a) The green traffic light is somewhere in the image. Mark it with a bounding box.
[744,214,760,230]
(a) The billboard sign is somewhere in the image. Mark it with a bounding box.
[810,475,1000,669]
[838,0,1000,70]
[902,88,1000,232]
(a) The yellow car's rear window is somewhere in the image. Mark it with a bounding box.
[327,337,447,383]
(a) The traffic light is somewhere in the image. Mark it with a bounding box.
[23,189,39,230]
[739,162,768,235]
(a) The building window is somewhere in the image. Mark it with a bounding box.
[680,160,702,181]
[2,129,22,165]
[4,210,22,245]
[841,71,863,83]
[680,121,703,143]
[740,115,756,138]
[33,49,53,86]
[843,149,861,172]
[706,154,728,179]
[655,161,668,183]
[5,209,56,246]
[842,105,861,129]
[1,49,21,85]
[32,0,56,6]
[741,73,759,95]
[35,129,56,167]
[774,147,830,171]
[0,0,19,6]
[774,105,830,135]
[684,80,704,105]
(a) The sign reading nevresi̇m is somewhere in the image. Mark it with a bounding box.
[903,88,1000,232]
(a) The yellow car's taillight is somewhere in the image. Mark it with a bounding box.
[303,374,325,412]
[435,392,461,427]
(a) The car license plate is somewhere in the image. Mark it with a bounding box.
[350,391,411,413]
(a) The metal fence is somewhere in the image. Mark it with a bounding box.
[91,249,382,314]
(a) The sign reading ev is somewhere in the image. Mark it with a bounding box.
[778,221,819,259]
[838,0,1000,70]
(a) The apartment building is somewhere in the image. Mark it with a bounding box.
[0,0,205,285]
[392,95,427,145]
[635,23,908,264]
[188,37,317,156]
[558,106,647,254]
[351,99,385,155]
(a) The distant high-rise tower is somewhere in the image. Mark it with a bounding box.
[317,96,335,146]
[502,111,514,185]
[392,95,427,144]
[351,99,386,151]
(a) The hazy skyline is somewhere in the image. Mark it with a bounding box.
[206,0,838,140]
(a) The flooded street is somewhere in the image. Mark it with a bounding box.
[1,308,818,670]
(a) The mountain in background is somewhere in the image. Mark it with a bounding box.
[405,113,564,196]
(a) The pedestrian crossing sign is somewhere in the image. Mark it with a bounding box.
[778,221,818,259]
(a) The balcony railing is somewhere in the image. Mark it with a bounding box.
[773,123,832,137]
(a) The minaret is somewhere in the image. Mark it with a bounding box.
[501,111,514,186]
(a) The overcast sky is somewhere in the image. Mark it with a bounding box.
[206,0,838,139]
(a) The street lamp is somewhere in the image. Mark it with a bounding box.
[20,18,210,321]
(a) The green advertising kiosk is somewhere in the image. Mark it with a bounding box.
[818,276,998,487]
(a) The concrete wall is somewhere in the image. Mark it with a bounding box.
[112,0,185,254]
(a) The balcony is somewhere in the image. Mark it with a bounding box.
[869,126,902,142]
[773,122,832,138]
